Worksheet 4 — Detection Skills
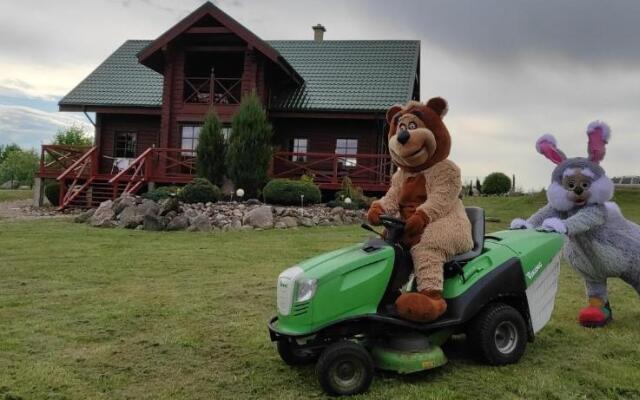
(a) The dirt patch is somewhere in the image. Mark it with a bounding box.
[0,199,71,221]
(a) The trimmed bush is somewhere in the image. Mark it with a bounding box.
[482,172,512,195]
[142,186,180,202]
[177,178,222,204]
[263,179,321,205]
[44,181,60,206]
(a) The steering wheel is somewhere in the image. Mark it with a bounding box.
[379,215,405,227]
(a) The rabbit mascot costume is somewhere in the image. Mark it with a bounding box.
[511,121,640,328]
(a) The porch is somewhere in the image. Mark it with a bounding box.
[39,145,392,209]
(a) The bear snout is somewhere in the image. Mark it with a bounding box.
[397,129,411,145]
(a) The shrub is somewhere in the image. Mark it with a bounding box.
[142,186,180,202]
[263,179,321,205]
[196,111,226,186]
[332,177,372,209]
[44,181,60,206]
[482,172,512,195]
[225,92,273,198]
[177,178,222,204]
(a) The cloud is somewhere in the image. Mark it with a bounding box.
[0,104,93,150]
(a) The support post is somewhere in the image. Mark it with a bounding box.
[32,177,45,207]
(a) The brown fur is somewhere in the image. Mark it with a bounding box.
[368,97,473,323]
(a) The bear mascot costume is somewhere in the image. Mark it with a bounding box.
[368,97,473,323]
[511,121,640,328]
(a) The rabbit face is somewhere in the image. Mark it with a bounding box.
[547,158,613,211]
[537,121,613,212]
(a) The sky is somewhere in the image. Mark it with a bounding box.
[0,0,638,190]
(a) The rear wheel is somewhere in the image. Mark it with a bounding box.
[277,339,318,366]
[316,341,374,396]
[467,303,527,365]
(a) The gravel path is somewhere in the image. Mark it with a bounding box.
[0,199,64,220]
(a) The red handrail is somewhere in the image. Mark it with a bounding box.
[56,146,97,181]
[108,147,153,184]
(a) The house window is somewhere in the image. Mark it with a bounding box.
[181,125,201,154]
[290,138,308,162]
[336,138,358,167]
[114,132,137,158]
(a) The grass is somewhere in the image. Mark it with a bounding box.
[1,191,640,399]
[0,189,32,203]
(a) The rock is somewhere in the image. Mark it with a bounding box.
[113,195,136,215]
[118,206,144,229]
[74,208,95,223]
[191,214,212,232]
[167,215,189,231]
[330,206,344,215]
[242,205,274,229]
[246,198,261,206]
[143,214,165,231]
[90,200,115,227]
[229,218,242,230]
[137,199,160,216]
[280,216,298,228]
[159,196,179,216]
[1,180,18,189]
[275,221,287,229]
[299,217,314,227]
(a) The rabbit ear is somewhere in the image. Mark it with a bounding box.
[587,120,611,163]
[536,134,567,165]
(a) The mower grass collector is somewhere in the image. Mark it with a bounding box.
[268,207,564,396]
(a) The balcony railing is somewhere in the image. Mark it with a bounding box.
[39,145,93,177]
[272,151,393,191]
[184,76,242,105]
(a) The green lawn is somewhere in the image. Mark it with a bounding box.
[1,192,640,400]
[0,189,32,202]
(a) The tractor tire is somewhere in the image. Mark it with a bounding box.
[467,303,527,365]
[316,341,374,396]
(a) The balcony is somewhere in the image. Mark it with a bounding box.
[183,76,242,105]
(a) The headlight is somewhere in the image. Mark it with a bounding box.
[296,278,317,302]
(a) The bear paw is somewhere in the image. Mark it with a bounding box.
[395,290,447,323]
[510,218,532,230]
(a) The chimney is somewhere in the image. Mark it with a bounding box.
[312,24,326,42]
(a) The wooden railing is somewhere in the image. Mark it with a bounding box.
[109,147,154,197]
[56,146,98,210]
[40,145,93,177]
[183,76,242,105]
[272,151,393,191]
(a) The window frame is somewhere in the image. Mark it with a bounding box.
[335,138,358,167]
[113,131,137,159]
[290,138,308,162]
[180,124,202,155]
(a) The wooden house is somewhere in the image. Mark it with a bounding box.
[37,1,420,209]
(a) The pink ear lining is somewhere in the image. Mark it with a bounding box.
[587,121,610,163]
[536,134,566,165]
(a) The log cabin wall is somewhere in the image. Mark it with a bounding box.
[97,114,160,174]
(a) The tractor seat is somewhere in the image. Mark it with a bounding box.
[448,207,485,263]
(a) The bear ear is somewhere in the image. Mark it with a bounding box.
[386,104,403,124]
[426,97,448,118]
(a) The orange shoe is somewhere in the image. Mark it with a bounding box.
[395,290,447,323]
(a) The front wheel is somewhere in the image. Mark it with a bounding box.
[316,341,374,396]
[467,303,527,365]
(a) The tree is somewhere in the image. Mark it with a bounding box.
[53,125,93,146]
[475,178,482,194]
[196,111,226,186]
[0,148,39,187]
[226,92,273,198]
[0,143,22,164]
[482,172,512,195]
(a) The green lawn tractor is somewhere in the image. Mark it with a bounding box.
[268,207,564,396]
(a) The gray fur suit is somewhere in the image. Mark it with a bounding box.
[512,121,640,311]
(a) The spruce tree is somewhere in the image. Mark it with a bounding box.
[475,178,482,194]
[226,93,273,198]
[196,110,226,186]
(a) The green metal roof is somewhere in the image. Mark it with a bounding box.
[59,40,163,108]
[59,39,420,113]
[268,40,419,113]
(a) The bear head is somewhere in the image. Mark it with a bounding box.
[386,97,451,172]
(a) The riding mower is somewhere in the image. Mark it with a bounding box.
[268,207,564,396]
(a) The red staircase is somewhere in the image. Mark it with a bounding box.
[59,178,130,209]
